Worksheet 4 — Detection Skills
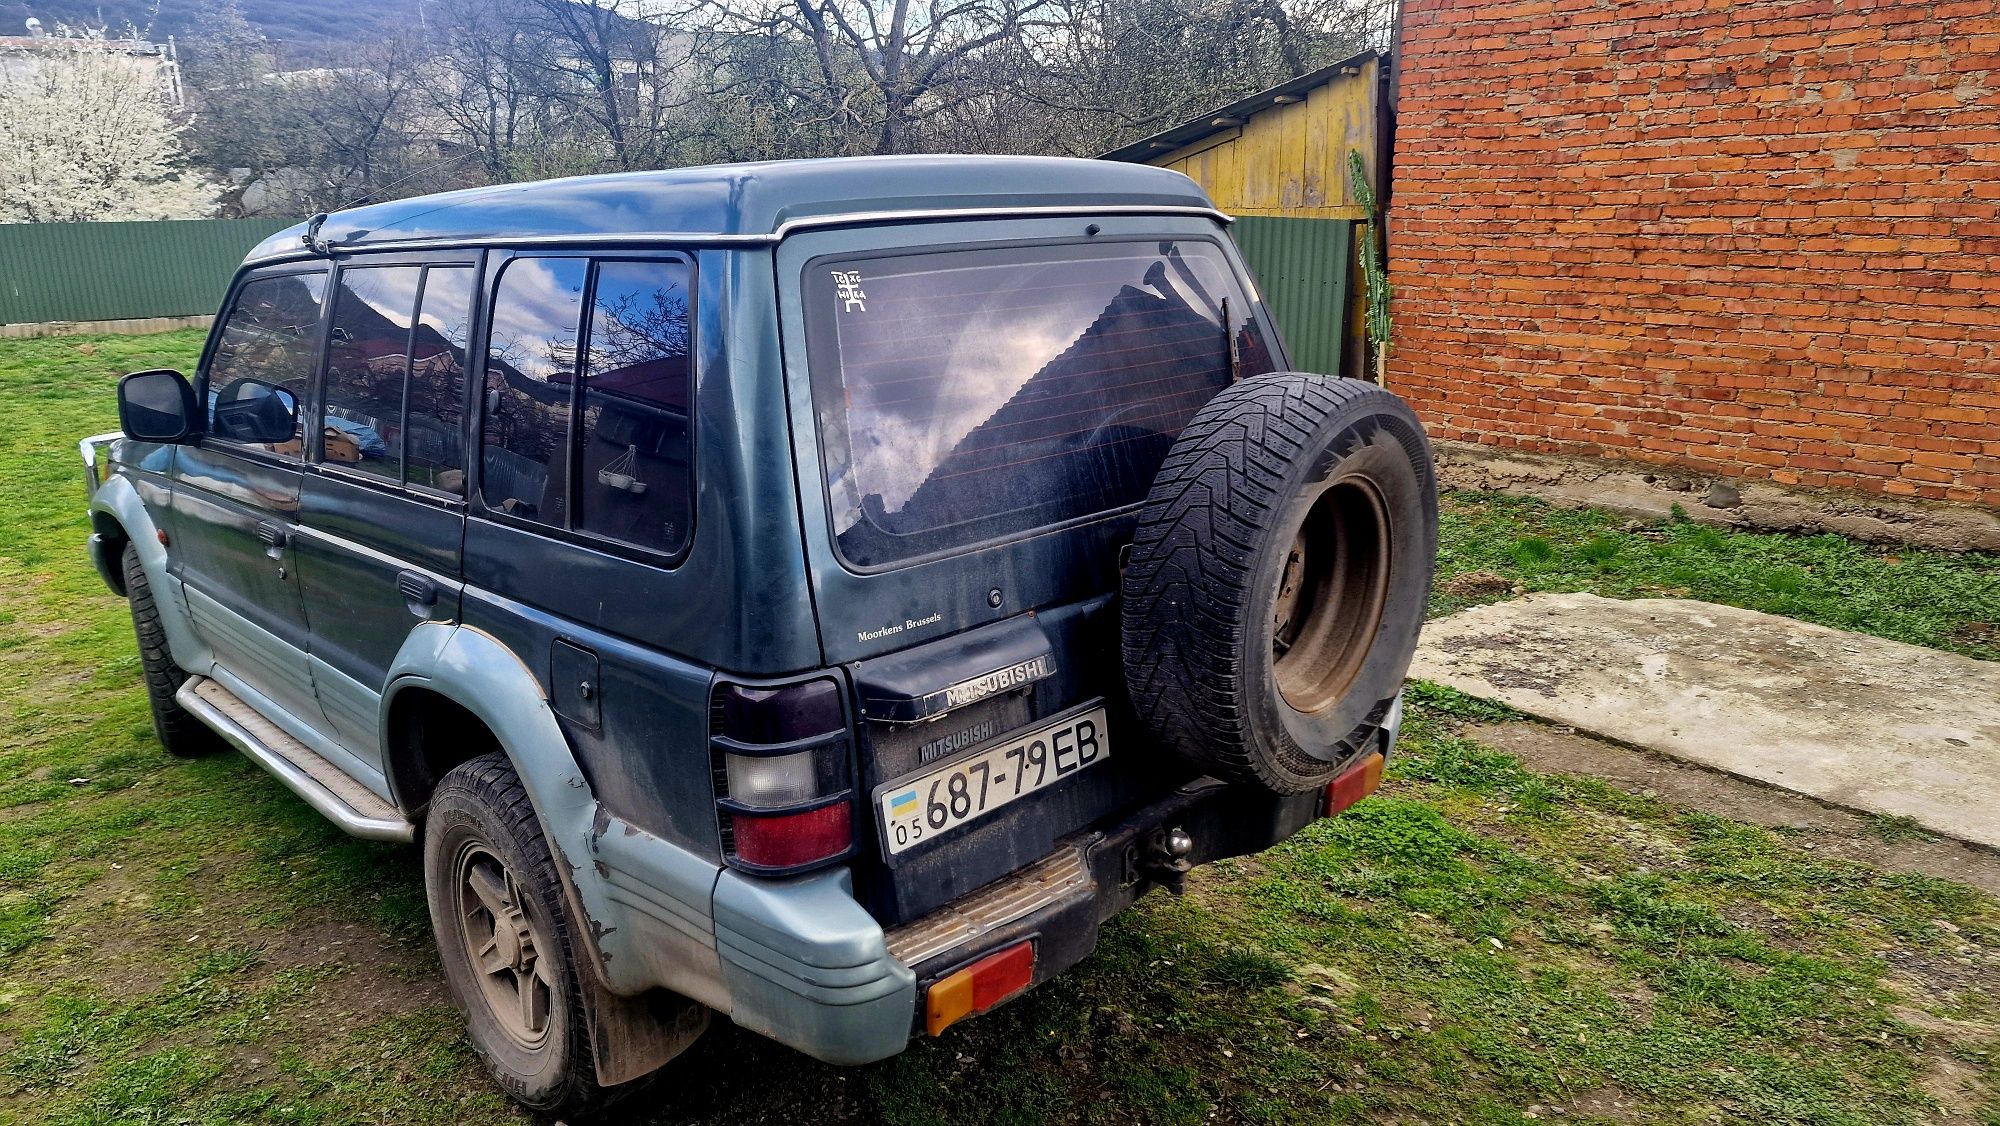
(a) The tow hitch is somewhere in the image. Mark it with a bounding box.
[1126,825,1195,894]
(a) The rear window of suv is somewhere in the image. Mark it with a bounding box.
[803,238,1276,568]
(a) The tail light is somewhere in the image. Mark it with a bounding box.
[712,677,855,874]
[1323,751,1384,817]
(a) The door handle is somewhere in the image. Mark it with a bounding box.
[396,570,440,610]
[255,521,287,557]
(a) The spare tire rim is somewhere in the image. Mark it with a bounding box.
[454,842,555,1050]
[1272,476,1393,715]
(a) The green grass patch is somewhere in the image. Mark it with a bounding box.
[0,330,1992,1123]
[1434,492,2000,659]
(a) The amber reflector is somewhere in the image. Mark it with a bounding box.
[925,940,1036,1037]
[1323,751,1385,817]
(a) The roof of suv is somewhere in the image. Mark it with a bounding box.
[244,155,1221,265]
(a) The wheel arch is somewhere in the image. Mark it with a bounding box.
[89,509,133,595]
[381,684,502,821]
[380,623,710,1087]
[380,624,591,858]
[90,475,210,670]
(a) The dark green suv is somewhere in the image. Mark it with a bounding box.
[83,155,1435,1118]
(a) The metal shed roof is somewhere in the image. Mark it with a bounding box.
[245,155,1221,265]
[1099,49,1383,165]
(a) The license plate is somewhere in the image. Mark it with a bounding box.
[878,706,1110,855]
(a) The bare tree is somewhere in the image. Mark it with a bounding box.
[1012,0,1389,156]
[413,0,542,180]
[710,0,1064,155]
[519,0,710,170]
[173,0,1398,205]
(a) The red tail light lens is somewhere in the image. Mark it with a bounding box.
[731,802,854,869]
[713,677,855,874]
[1323,751,1385,817]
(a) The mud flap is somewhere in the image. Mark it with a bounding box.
[557,857,711,1086]
[584,978,710,1087]
[547,823,712,1086]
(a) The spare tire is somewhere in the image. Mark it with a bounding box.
[1121,373,1437,794]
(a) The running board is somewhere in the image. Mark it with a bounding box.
[176,676,415,842]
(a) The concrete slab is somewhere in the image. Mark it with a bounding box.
[1410,593,2000,849]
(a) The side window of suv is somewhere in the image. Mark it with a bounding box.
[321,264,474,493]
[323,266,422,480]
[481,256,693,555]
[483,257,586,526]
[408,267,475,494]
[577,260,693,554]
[207,270,328,456]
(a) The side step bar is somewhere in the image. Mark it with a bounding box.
[176,676,415,842]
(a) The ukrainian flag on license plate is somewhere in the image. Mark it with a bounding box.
[889,789,919,818]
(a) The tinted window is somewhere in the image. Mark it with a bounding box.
[482,257,585,526]
[577,260,693,554]
[408,267,474,493]
[207,271,327,456]
[322,265,423,480]
[804,239,1275,567]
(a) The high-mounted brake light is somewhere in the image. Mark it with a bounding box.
[712,678,855,874]
[1323,751,1385,818]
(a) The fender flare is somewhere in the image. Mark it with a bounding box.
[381,623,712,1085]
[382,623,614,949]
[89,475,212,674]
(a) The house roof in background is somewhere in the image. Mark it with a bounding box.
[1099,49,1382,164]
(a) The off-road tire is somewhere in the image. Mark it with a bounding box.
[425,753,625,1120]
[122,543,220,758]
[1121,373,1437,794]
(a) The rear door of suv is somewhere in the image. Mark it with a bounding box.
[292,255,478,774]
[774,214,1287,925]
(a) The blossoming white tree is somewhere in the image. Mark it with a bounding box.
[0,45,219,222]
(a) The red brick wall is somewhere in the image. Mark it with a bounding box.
[1387,0,2000,506]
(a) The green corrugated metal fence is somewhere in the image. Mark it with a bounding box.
[0,218,296,325]
[1230,215,1352,376]
[2,214,1350,350]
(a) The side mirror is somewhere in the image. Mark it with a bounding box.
[211,377,301,444]
[117,369,198,443]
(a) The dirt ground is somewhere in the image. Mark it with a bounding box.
[1475,720,2000,897]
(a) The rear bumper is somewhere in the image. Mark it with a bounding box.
[712,693,1403,1063]
[896,777,1321,1022]
[711,866,918,1066]
[891,692,1403,1034]
[710,777,1316,1066]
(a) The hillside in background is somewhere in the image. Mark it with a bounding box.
[2,0,421,60]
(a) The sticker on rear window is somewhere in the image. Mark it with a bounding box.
[832,270,867,313]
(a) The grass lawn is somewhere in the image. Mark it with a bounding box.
[1433,494,2000,661]
[0,330,1994,1124]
